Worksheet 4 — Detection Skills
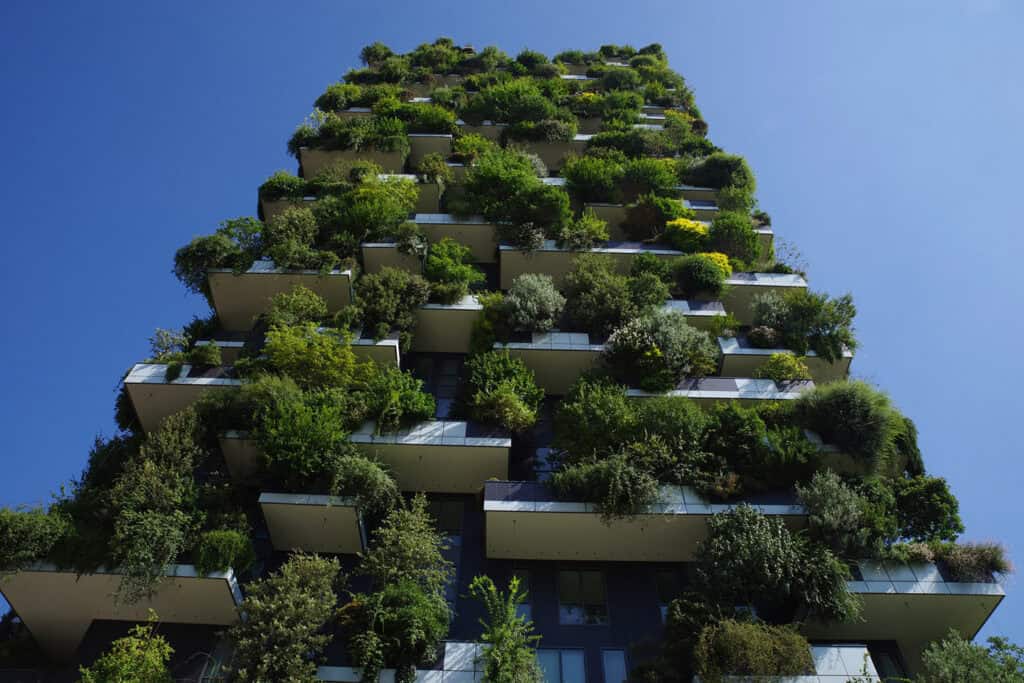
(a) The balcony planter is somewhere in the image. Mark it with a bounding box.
[0,563,242,660]
[193,337,247,365]
[350,420,511,493]
[446,161,467,182]
[361,241,422,275]
[495,332,604,395]
[516,134,591,172]
[351,332,401,368]
[675,183,718,202]
[683,197,719,222]
[662,300,727,332]
[584,202,629,240]
[319,641,484,682]
[718,337,853,383]
[407,133,453,168]
[258,492,365,555]
[693,644,880,682]
[208,261,354,332]
[721,272,807,325]
[299,146,406,176]
[412,295,483,354]
[124,363,240,433]
[413,213,499,263]
[627,377,814,408]
[484,482,806,562]
[334,107,373,120]
[801,560,1005,676]
[456,120,507,141]
[499,241,683,289]
[576,116,603,135]
[260,175,440,221]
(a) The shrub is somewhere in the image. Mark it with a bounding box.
[357,364,436,434]
[557,209,609,249]
[696,505,860,623]
[261,324,356,389]
[621,157,678,202]
[671,253,729,298]
[505,117,577,143]
[628,271,671,312]
[603,310,717,391]
[470,576,543,683]
[796,471,885,558]
[398,102,457,134]
[267,286,329,328]
[0,507,69,572]
[663,217,708,252]
[934,542,1012,583]
[423,238,484,304]
[187,343,222,368]
[450,133,498,163]
[706,211,759,264]
[893,475,964,542]
[462,78,556,124]
[562,255,636,337]
[553,377,639,459]
[503,273,565,333]
[919,629,1024,682]
[329,453,400,519]
[622,193,690,241]
[470,291,511,354]
[794,381,900,472]
[79,612,173,683]
[631,251,673,283]
[360,494,453,596]
[259,170,307,201]
[194,529,255,576]
[230,554,340,683]
[355,267,431,349]
[174,217,262,301]
[679,153,756,193]
[693,620,813,683]
[315,175,418,256]
[562,154,623,204]
[752,289,858,362]
[753,353,812,382]
[416,152,454,186]
[551,453,660,520]
[464,351,544,432]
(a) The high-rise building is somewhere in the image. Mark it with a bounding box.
[0,39,1007,683]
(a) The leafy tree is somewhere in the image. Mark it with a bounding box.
[551,452,660,520]
[260,323,356,389]
[354,267,431,350]
[693,620,813,683]
[796,471,885,558]
[562,254,637,337]
[918,630,1024,682]
[424,238,484,304]
[751,289,857,362]
[894,475,964,542]
[470,575,543,683]
[266,286,329,328]
[464,351,544,433]
[229,554,341,683]
[356,364,436,434]
[706,211,759,265]
[503,274,565,333]
[0,507,69,572]
[553,377,639,459]
[603,309,717,391]
[557,209,609,250]
[194,529,254,576]
[79,611,173,683]
[173,217,262,302]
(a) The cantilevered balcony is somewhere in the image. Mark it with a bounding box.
[258,492,365,555]
[260,175,441,219]
[484,482,805,562]
[499,240,683,289]
[407,133,453,167]
[413,213,499,263]
[456,119,507,141]
[515,134,592,171]
[801,560,1005,675]
[722,272,808,325]
[124,363,239,432]
[662,299,727,332]
[319,641,485,682]
[298,145,406,175]
[208,260,354,331]
[0,563,242,660]
[627,377,814,407]
[718,336,853,383]
[361,242,422,275]
[495,332,604,395]
[412,295,483,354]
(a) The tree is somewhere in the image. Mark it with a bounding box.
[79,610,173,683]
[894,475,964,542]
[229,554,341,683]
[918,630,1024,682]
[260,323,356,389]
[470,575,543,683]
[0,507,69,572]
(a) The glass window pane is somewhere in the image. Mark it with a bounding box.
[561,651,586,683]
[602,650,627,683]
[585,603,608,625]
[558,571,580,603]
[580,571,605,604]
[655,571,679,603]
[516,603,532,621]
[559,604,585,625]
[537,650,560,683]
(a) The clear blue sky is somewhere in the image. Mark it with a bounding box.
[1,0,1020,642]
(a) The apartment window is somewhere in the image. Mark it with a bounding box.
[537,649,585,683]
[602,650,627,683]
[655,570,681,623]
[558,570,608,625]
[426,498,463,537]
[688,199,717,209]
[514,569,532,621]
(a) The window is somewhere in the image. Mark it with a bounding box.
[426,498,463,537]
[537,649,585,683]
[558,570,608,625]
[514,569,532,621]
[602,650,627,683]
[687,199,717,209]
[655,570,681,623]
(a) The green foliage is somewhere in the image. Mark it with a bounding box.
[622,193,690,241]
[423,238,484,304]
[562,154,623,204]
[259,169,307,200]
[394,102,457,134]
[194,529,254,576]
[557,208,609,249]
[462,78,556,124]
[796,471,886,558]
[315,175,418,256]
[360,42,393,67]
[551,452,661,520]
[696,505,860,623]
[553,377,639,459]
[230,554,340,683]
[562,255,637,337]
[0,507,69,572]
[290,112,410,158]
[470,575,543,683]
[893,476,964,542]
[470,291,511,354]
[621,157,678,202]
[918,630,1024,682]
[707,211,759,264]
[503,274,565,333]
[505,117,578,143]
[266,285,329,328]
[672,253,729,297]
[450,133,498,163]
[752,353,812,382]
[263,206,336,271]
[693,620,813,683]
[752,289,858,361]
[679,152,756,193]
[79,611,173,683]
[415,152,454,186]
[603,309,717,391]
[354,267,431,349]
[173,217,262,301]
[464,351,544,432]
[357,364,436,434]
[260,323,356,389]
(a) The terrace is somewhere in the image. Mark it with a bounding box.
[258,492,365,555]
[722,272,808,325]
[123,362,239,432]
[499,240,682,289]
[718,336,853,383]
[626,377,815,407]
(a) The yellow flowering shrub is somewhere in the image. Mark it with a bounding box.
[699,251,732,278]
[664,217,708,252]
